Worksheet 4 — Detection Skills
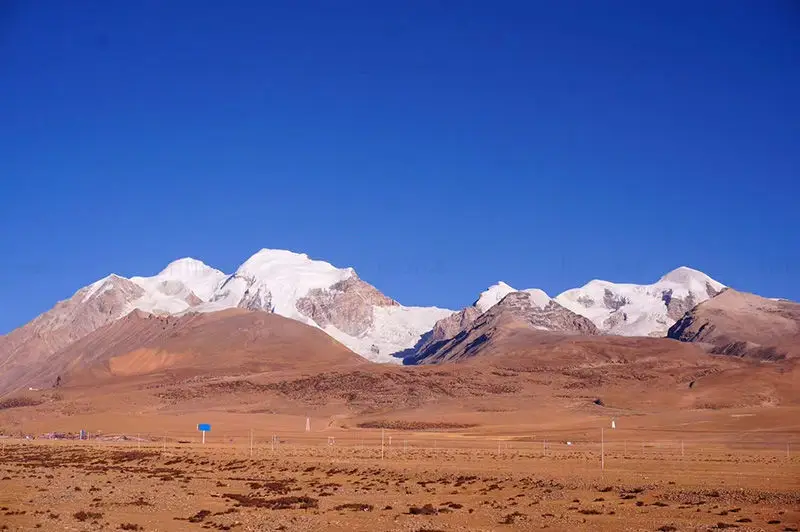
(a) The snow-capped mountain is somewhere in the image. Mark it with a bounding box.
[2,250,452,371]
[406,286,599,364]
[555,266,725,337]
[92,258,228,315]
[197,249,452,361]
[1,253,732,389]
[404,268,725,363]
[405,281,588,362]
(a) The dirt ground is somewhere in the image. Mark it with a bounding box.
[0,428,798,532]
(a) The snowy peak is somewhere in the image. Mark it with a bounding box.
[555,267,726,337]
[473,283,551,313]
[658,266,724,294]
[521,288,552,309]
[228,249,356,317]
[474,282,517,313]
[237,249,354,279]
[158,257,223,280]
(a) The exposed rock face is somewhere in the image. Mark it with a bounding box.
[668,288,800,360]
[408,291,599,364]
[295,276,398,337]
[429,306,482,343]
[603,289,628,311]
[493,292,599,334]
[238,278,274,311]
[662,288,697,321]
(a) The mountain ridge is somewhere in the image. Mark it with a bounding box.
[2,249,769,382]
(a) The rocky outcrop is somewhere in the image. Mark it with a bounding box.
[668,288,800,360]
[295,276,398,337]
[662,288,697,321]
[429,306,482,343]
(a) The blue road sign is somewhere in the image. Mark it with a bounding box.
[197,423,211,432]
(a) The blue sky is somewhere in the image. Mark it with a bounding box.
[1,1,798,333]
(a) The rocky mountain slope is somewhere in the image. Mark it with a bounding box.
[407,290,599,364]
[668,288,800,360]
[556,266,725,336]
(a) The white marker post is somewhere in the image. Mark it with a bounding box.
[601,428,605,471]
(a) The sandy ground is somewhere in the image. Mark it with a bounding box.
[0,425,798,532]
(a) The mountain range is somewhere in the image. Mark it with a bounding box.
[1,248,796,398]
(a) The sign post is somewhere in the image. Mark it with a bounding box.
[197,423,211,444]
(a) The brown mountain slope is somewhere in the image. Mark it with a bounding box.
[668,288,800,360]
[408,291,598,364]
[0,276,150,393]
[0,308,364,395]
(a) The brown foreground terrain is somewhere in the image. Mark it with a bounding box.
[0,419,798,532]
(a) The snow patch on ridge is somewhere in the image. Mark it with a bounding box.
[475,282,517,313]
[81,274,124,302]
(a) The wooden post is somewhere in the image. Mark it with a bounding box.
[601,428,605,471]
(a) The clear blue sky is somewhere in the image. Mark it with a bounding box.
[1,1,798,333]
